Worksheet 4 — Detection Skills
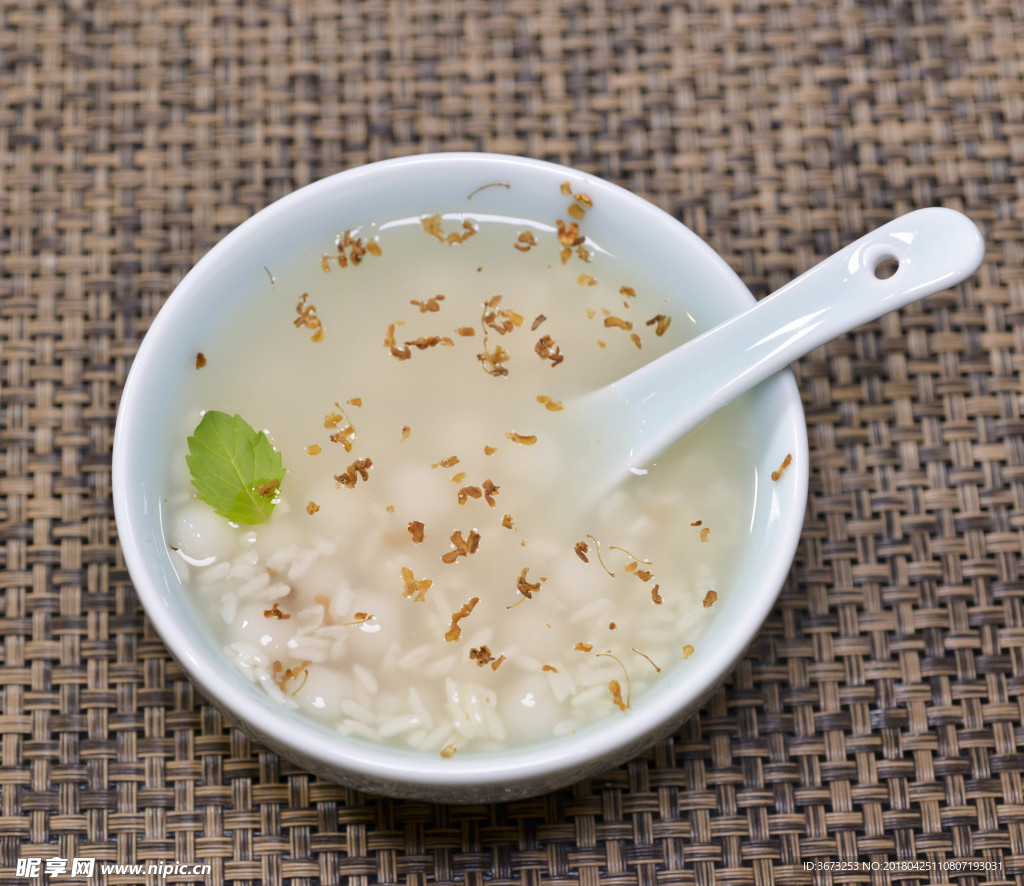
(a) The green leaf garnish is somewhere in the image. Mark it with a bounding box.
[185,410,286,525]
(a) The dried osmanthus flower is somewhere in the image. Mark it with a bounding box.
[567,191,592,220]
[513,231,538,252]
[329,228,381,268]
[608,680,629,711]
[478,345,510,377]
[457,485,482,505]
[447,220,478,244]
[343,612,374,627]
[772,453,793,481]
[384,323,411,361]
[482,296,523,335]
[535,335,564,366]
[263,602,290,620]
[556,183,593,258]
[401,567,432,602]
[469,645,496,667]
[256,479,280,498]
[294,293,324,342]
[603,315,633,331]
[646,314,672,336]
[421,214,445,240]
[444,597,479,642]
[271,660,311,694]
[405,335,455,351]
[477,296,519,377]
[411,294,445,313]
[335,458,372,488]
[421,213,477,244]
[324,405,356,451]
[597,652,631,711]
[441,529,481,564]
[537,395,563,411]
[505,431,538,445]
[556,219,586,264]
[515,567,544,599]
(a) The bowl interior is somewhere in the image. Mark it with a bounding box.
[113,153,808,800]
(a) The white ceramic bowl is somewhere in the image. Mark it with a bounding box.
[113,153,808,802]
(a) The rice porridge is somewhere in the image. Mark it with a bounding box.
[162,185,762,756]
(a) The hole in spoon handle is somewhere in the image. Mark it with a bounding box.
[857,240,903,280]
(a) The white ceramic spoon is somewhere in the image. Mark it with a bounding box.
[566,207,985,480]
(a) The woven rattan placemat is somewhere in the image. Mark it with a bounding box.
[2,1,1023,883]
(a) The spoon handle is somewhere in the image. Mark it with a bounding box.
[616,207,985,467]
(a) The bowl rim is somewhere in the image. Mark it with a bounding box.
[113,151,809,798]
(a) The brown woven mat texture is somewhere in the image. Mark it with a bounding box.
[2,0,1023,883]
